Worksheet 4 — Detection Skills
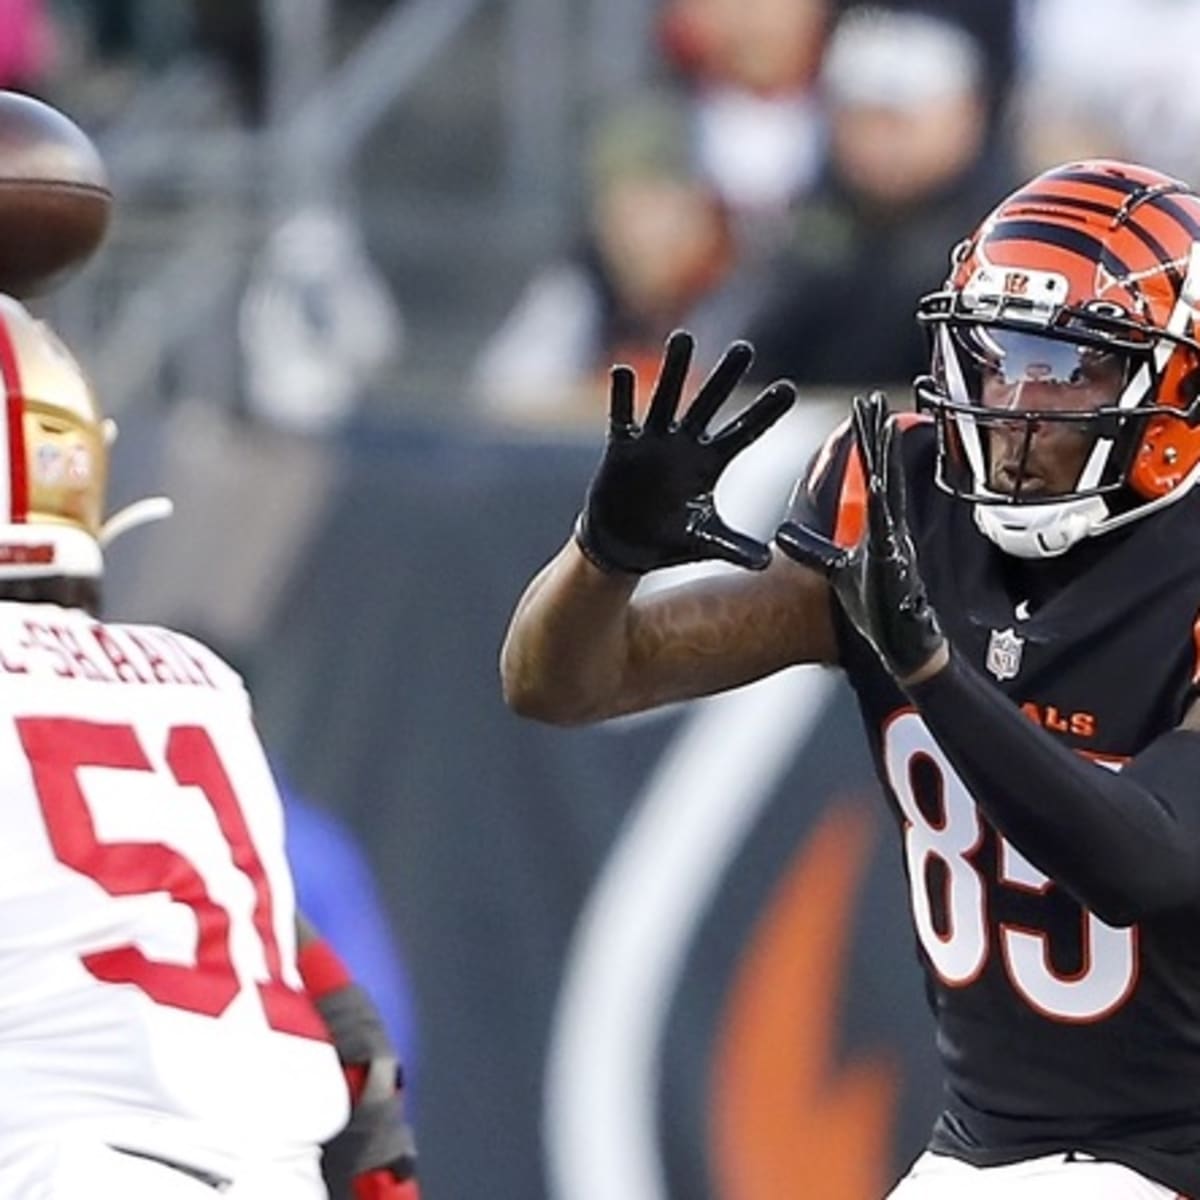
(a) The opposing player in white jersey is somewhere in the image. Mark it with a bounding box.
[0,294,418,1199]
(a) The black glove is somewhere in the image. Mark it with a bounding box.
[574,329,796,574]
[774,391,945,681]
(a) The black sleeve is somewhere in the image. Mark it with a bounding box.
[908,649,1200,926]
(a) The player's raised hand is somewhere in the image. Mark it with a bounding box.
[775,391,946,682]
[574,330,796,574]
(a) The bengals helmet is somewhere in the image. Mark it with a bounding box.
[916,159,1200,558]
[0,294,169,579]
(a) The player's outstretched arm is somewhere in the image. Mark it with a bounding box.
[297,915,419,1200]
[501,331,838,725]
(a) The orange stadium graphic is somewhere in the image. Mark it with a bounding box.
[712,800,899,1200]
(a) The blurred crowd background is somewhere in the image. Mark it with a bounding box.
[5,3,1197,1199]
[11,0,1200,433]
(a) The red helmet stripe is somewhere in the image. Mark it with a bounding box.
[1150,192,1200,240]
[1116,220,1177,275]
[989,218,1134,277]
[0,318,28,524]
[1016,190,1120,222]
[1036,169,1200,246]
[1051,165,1169,196]
[1016,191,1178,272]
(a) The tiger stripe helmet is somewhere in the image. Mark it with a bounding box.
[916,159,1200,558]
[0,294,169,579]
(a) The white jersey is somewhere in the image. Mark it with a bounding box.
[0,601,348,1169]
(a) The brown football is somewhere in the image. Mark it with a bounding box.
[0,91,112,298]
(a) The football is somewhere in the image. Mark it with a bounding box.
[0,91,112,298]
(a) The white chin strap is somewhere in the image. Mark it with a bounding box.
[0,496,173,581]
[99,497,174,549]
[973,496,1109,559]
[973,455,1200,559]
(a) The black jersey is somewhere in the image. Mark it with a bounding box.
[796,415,1200,1195]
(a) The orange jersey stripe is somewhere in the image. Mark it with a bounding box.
[830,412,925,549]
[1191,610,1200,685]
[832,444,865,549]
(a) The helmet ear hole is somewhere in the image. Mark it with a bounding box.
[1155,346,1200,421]
[1129,413,1200,497]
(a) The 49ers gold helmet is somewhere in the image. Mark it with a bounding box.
[0,294,169,579]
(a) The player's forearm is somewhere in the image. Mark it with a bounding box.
[298,925,419,1199]
[908,650,1200,926]
[500,539,639,725]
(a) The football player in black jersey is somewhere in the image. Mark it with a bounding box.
[500,159,1200,1198]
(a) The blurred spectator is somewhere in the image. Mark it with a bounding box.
[80,0,191,70]
[471,92,761,427]
[55,1,258,124]
[190,1,265,124]
[744,5,1016,392]
[0,0,58,94]
[875,0,1018,126]
[1014,0,1200,187]
[657,0,831,241]
[239,205,406,434]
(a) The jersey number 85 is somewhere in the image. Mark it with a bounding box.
[883,711,1136,1025]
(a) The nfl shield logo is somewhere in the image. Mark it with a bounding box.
[986,627,1025,681]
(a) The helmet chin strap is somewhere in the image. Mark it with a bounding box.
[973,495,1109,559]
[973,454,1200,559]
[99,496,174,549]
